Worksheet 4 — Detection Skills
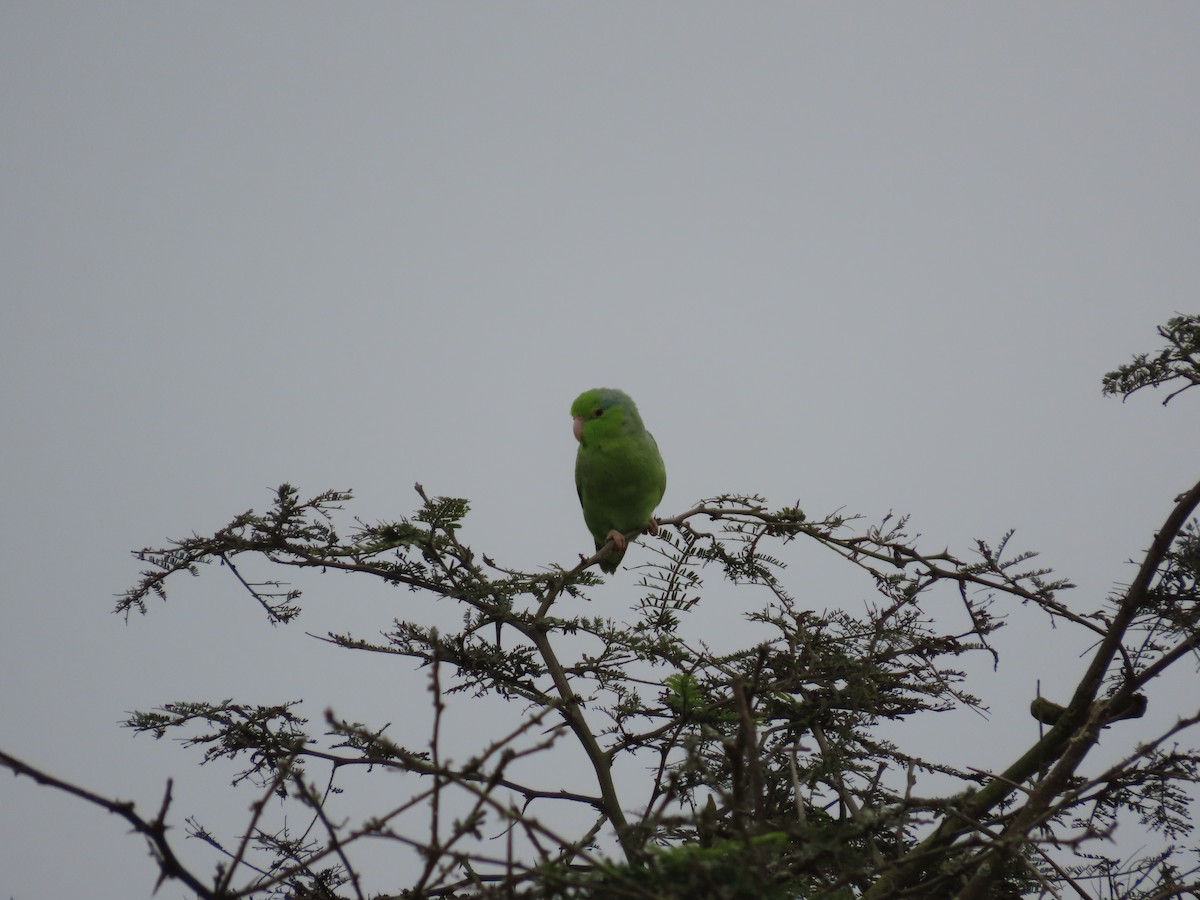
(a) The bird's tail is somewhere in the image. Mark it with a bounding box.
[599,545,625,574]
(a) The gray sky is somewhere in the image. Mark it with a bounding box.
[2,4,1198,897]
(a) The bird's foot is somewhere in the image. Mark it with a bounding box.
[606,529,628,551]
[647,517,660,536]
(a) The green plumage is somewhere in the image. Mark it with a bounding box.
[571,388,667,573]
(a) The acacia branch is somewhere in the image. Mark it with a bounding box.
[864,476,1200,900]
[0,750,216,898]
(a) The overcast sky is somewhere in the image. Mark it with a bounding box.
[3,4,1198,897]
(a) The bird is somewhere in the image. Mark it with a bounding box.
[571,388,667,573]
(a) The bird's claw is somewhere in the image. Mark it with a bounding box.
[606,529,627,551]
[647,517,660,536]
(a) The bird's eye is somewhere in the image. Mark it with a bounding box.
[592,407,604,418]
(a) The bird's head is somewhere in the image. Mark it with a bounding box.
[571,388,642,443]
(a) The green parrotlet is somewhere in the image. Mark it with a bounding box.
[571,388,667,573]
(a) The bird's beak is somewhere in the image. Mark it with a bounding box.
[572,416,583,442]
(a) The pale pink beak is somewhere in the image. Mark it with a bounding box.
[572,416,583,442]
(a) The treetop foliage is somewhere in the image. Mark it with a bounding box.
[1102,313,1200,405]
[2,313,1199,899]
